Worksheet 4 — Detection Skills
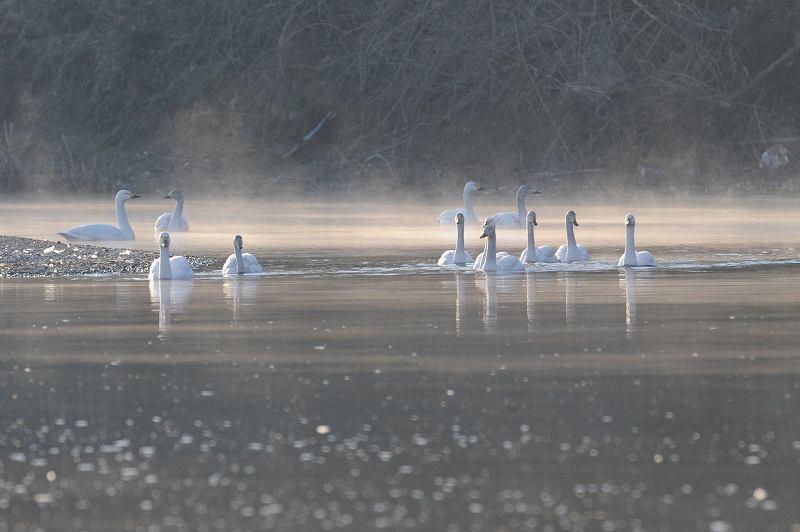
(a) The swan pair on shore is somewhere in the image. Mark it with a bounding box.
[148,234,262,280]
[438,182,540,228]
[59,189,189,241]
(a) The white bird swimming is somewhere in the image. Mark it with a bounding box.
[492,185,541,227]
[154,190,189,234]
[148,232,194,280]
[473,218,525,273]
[555,210,591,262]
[437,181,484,224]
[519,210,557,263]
[438,213,473,266]
[617,213,655,267]
[222,235,263,275]
[58,190,140,241]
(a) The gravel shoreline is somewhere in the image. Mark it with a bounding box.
[0,236,217,278]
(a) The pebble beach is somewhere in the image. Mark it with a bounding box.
[0,236,216,278]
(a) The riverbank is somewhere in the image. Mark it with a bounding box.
[0,236,216,278]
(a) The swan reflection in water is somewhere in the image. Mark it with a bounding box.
[148,279,193,334]
[478,273,497,333]
[620,268,652,338]
[526,273,536,328]
[223,277,259,321]
[560,272,577,325]
[454,273,466,336]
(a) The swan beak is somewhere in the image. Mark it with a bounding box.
[573,220,579,226]
[162,193,174,199]
[479,233,487,239]
[476,186,484,191]
[530,190,542,195]
[131,193,141,199]
[533,220,538,226]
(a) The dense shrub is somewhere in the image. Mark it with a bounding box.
[1,0,798,192]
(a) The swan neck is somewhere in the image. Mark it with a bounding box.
[516,193,526,224]
[624,225,636,264]
[116,196,133,236]
[566,222,577,252]
[456,223,465,255]
[159,246,171,279]
[485,233,497,270]
[527,223,535,251]
[234,246,245,274]
[463,189,477,223]
[172,197,184,221]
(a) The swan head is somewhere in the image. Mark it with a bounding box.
[116,190,140,202]
[526,210,538,226]
[233,234,244,249]
[163,190,183,200]
[479,224,496,239]
[464,181,484,194]
[454,213,465,225]
[158,232,170,249]
[625,213,636,226]
[566,210,579,226]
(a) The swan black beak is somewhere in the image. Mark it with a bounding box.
[533,220,538,226]
[573,220,579,226]
[131,193,141,199]
[162,193,173,199]
[480,233,487,239]
[476,186,484,191]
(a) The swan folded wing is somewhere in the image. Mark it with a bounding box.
[222,255,238,275]
[636,251,655,266]
[168,256,194,279]
[148,258,161,279]
[491,212,519,227]
[555,244,591,262]
[496,252,525,272]
[437,208,464,224]
[438,249,456,266]
[438,249,473,266]
[59,223,129,241]
[473,251,486,270]
[242,253,263,273]
[168,216,189,232]
[535,245,557,262]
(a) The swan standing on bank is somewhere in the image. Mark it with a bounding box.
[555,210,591,262]
[492,185,540,227]
[519,210,557,263]
[149,232,194,280]
[474,219,525,273]
[438,213,473,266]
[154,190,189,234]
[222,235,263,275]
[58,190,140,241]
[437,181,484,224]
[618,213,655,267]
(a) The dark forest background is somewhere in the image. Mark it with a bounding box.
[1,0,799,195]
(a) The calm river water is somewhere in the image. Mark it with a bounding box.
[1,197,799,531]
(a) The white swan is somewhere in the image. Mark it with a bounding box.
[492,185,540,227]
[58,190,140,241]
[473,219,525,273]
[617,213,655,267]
[154,190,189,234]
[148,232,194,280]
[437,181,484,224]
[555,210,591,262]
[519,210,557,263]
[438,213,473,266]
[222,235,263,275]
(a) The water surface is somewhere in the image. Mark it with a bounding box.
[1,198,799,531]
